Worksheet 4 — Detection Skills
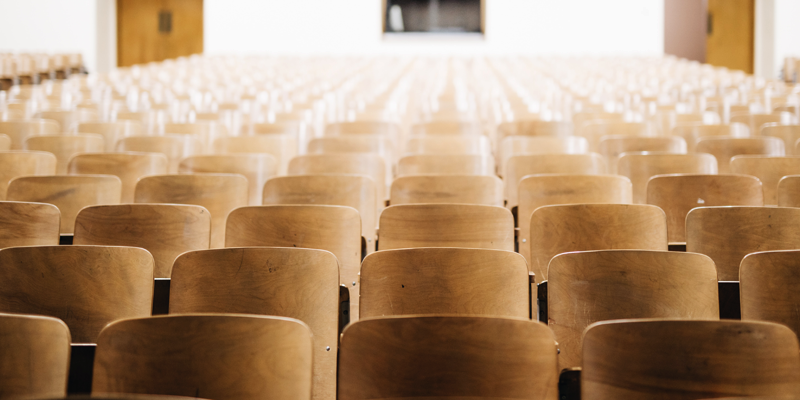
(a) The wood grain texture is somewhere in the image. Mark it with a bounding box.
[672,123,750,152]
[647,174,763,243]
[597,135,687,174]
[0,245,153,343]
[499,136,588,176]
[0,313,70,399]
[0,200,60,248]
[582,319,800,399]
[529,204,667,283]
[410,121,483,135]
[263,174,377,252]
[390,174,503,206]
[0,119,60,149]
[67,152,168,203]
[617,152,719,204]
[179,154,277,206]
[378,204,514,251]
[78,121,144,151]
[505,153,607,209]
[7,175,122,234]
[117,0,204,67]
[707,0,754,73]
[741,250,800,338]
[117,135,203,173]
[686,206,800,281]
[549,250,719,370]
[761,124,800,155]
[134,174,248,248]
[731,156,800,205]
[338,316,558,400]
[288,154,387,205]
[93,314,313,400]
[696,137,785,174]
[0,150,57,199]
[0,134,10,151]
[25,134,104,174]
[403,135,491,155]
[397,154,495,176]
[360,248,528,318]
[518,174,632,266]
[74,204,210,278]
[170,247,339,400]
[225,205,361,318]
[215,134,296,175]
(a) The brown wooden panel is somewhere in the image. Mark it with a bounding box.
[706,0,754,73]
[117,0,203,67]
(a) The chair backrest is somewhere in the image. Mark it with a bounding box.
[390,174,503,206]
[761,124,800,155]
[518,174,632,265]
[730,156,800,205]
[245,122,300,135]
[74,204,210,278]
[671,123,750,152]
[397,154,495,176]
[225,205,362,318]
[78,121,144,151]
[496,120,574,142]
[696,136,785,173]
[778,175,800,207]
[0,150,57,199]
[579,121,654,150]
[573,112,625,129]
[163,122,228,151]
[360,248,528,319]
[617,152,719,204]
[170,247,339,400]
[134,174,248,248]
[179,154,278,206]
[730,113,783,134]
[647,174,764,243]
[0,201,60,248]
[117,135,204,173]
[7,175,121,234]
[93,315,313,400]
[307,135,393,158]
[35,110,96,132]
[67,152,168,203]
[214,135,297,174]
[0,245,153,343]
[411,121,483,135]
[549,250,718,370]
[262,174,377,250]
[288,154,386,206]
[529,204,667,283]
[0,119,60,149]
[0,313,70,399]
[740,250,800,339]
[25,134,104,174]
[498,136,589,176]
[378,204,514,251]
[0,134,10,151]
[597,135,687,174]
[325,121,400,137]
[338,315,558,400]
[582,319,800,399]
[686,206,800,280]
[403,135,491,155]
[505,153,607,209]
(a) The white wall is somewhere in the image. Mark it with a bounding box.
[205,0,665,56]
[773,0,800,79]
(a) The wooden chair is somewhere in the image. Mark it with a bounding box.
[529,204,667,283]
[325,121,400,137]
[518,174,633,264]
[597,135,687,174]
[410,121,483,135]
[730,113,783,134]
[0,313,70,399]
[647,174,764,243]
[549,250,718,370]
[78,121,144,151]
[263,174,377,253]
[244,122,301,136]
[35,110,97,132]
[378,204,514,251]
[67,152,168,203]
[179,154,278,206]
[390,175,503,207]
[762,124,800,155]
[7,175,121,234]
[134,174,247,248]
[170,248,338,400]
[74,204,210,278]
[397,154,495,176]
[498,136,589,176]
[0,245,153,343]
[0,119,60,149]
[505,153,607,210]
[496,120,574,143]
[403,135,491,155]
[0,201,60,248]
[117,135,203,173]
[672,123,750,152]
[582,319,800,399]
[696,137,785,173]
[215,135,297,175]
[338,316,558,400]
[92,315,313,400]
[617,152,719,204]
[0,134,11,151]
[225,205,361,319]
[686,206,800,281]
[359,248,528,318]
[0,151,57,199]
[730,156,800,205]
[288,154,386,208]
[307,135,393,158]
[163,122,228,152]
[579,121,654,150]
[740,250,800,339]
[25,134,104,174]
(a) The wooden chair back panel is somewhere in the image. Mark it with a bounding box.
[288,154,387,206]
[25,134,104,174]
[403,135,491,155]
[0,119,60,149]
[325,121,400,137]
[410,121,483,135]
[496,120,574,143]
[179,154,278,206]
[390,175,503,207]
[777,175,800,207]
[397,154,495,176]
[78,121,144,151]
[499,136,589,176]
[0,201,60,248]
[741,250,800,339]
[67,152,168,203]
[117,135,204,173]
[730,156,800,205]
[506,153,607,209]
[762,124,800,155]
[617,152,719,204]
[671,123,749,152]
[214,135,297,175]
[578,121,654,151]
[0,151,57,199]
[597,135,687,174]
[695,137,785,174]
[730,113,783,134]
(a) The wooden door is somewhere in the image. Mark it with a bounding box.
[117,0,203,67]
[706,0,754,73]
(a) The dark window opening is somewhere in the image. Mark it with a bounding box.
[384,0,482,33]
